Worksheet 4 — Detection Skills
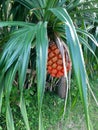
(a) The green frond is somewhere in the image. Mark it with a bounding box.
[0,1,98,130]
[49,7,90,130]
[36,22,48,130]
[0,24,36,130]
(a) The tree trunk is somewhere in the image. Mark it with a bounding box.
[57,77,67,99]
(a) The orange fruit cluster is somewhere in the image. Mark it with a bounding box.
[47,42,71,78]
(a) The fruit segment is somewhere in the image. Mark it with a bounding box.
[47,42,71,78]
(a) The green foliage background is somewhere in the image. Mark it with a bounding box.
[0,0,98,130]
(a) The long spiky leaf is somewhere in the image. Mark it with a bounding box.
[0,21,35,27]
[36,22,48,130]
[5,64,18,130]
[0,24,36,130]
[50,7,91,130]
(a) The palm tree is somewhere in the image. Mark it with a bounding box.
[0,0,98,130]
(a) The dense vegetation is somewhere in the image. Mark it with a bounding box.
[0,0,98,130]
[0,74,98,130]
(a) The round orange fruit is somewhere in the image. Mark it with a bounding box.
[47,42,71,78]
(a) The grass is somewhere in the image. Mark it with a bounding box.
[49,74,98,130]
[0,74,98,130]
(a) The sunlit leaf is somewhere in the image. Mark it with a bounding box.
[36,22,48,130]
[50,7,90,130]
[0,21,35,27]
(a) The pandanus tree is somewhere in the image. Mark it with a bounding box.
[0,0,98,130]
